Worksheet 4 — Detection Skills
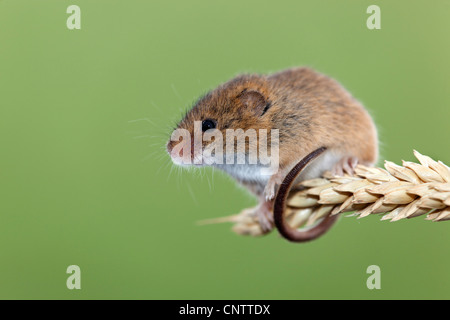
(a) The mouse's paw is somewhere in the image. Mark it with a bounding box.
[263,171,284,201]
[263,183,276,202]
[254,203,274,232]
[331,156,359,176]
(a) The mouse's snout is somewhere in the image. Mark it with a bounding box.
[166,132,196,166]
[166,139,183,162]
[166,139,174,155]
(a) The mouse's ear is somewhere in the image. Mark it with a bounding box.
[237,89,270,116]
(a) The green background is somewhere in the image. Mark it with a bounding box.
[0,0,449,299]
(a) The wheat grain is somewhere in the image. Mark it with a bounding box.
[200,150,450,237]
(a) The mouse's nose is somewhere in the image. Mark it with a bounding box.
[167,131,196,165]
[167,139,187,164]
[166,140,173,154]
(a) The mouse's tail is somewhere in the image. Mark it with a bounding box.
[273,147,339,242]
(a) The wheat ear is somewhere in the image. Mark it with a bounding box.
[202,150,450,237]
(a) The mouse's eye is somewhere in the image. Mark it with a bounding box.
[202,119,216,132]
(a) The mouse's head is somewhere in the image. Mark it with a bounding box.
[166,74,276,167]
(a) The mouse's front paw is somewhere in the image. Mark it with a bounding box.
[263,182,276,201]
[263,172,284,201]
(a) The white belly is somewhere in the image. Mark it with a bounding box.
[214,162,271,186]
[295,149,342,181]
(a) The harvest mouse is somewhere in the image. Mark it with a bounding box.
[167,67,378,232]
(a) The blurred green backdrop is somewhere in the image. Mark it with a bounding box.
[0,0,449,299]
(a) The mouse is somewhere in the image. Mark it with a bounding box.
[166,67,378,233]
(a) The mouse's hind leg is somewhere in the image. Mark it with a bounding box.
[331,156,359,176]
[246,200,274,232]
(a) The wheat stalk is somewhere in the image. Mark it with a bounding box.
[201,150,450,237]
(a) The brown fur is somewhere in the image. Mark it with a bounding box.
[169,67,377,171]
[167,67,378,231]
